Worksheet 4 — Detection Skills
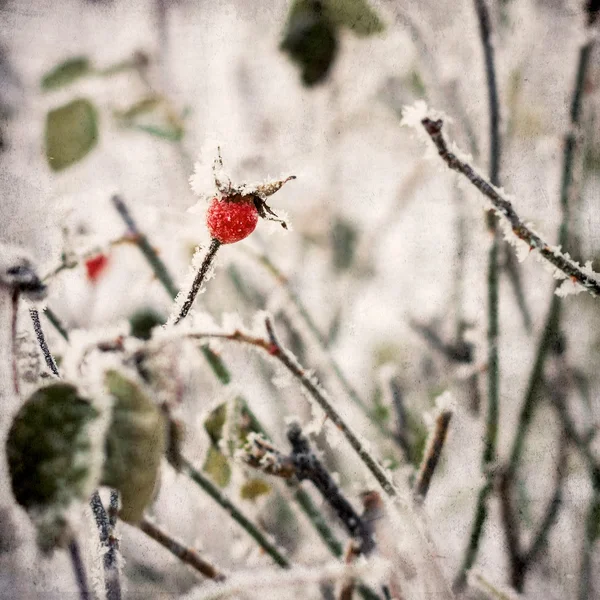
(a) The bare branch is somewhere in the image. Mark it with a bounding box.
[414,410,452,501]
[138,516,226,581]
[420,117,600,298]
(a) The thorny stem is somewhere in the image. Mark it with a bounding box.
[456,0,502,588]
[414,410,452,501]
[138,516,226,581]
[90,491,122,600]
[29,308,59,376]
[68,538,92,600]
[185,317,399,499]
[420,118,600,297]
[180,456,291,568]
[174,237,221,324]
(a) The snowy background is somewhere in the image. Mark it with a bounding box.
[1,0,600,598]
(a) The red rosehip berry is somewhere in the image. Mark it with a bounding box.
[85,253,109,283]
[206,196,259,244]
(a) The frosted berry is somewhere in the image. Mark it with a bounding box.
[206,196,259,244]
[85,253,109,282]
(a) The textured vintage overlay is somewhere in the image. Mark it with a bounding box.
[1,1,599,599]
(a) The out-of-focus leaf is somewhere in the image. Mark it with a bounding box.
[327,0,385,36]
[409,69,426,98]
[165,416,185,471]
[202,446,231,488]
[240,478,272,501]
[45,99,98,171]
[280,0,338,86]
[129,307,165,340]
[588,496,600,540]
[41,57,91,90]
[201,346,231,385]
[406,411,428,468]
[331,218,358,271]
[6,383,98,552]
[102,370,166,523]
[204,403,227,445]
[114,96,162,120]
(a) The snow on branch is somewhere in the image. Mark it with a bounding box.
[402,107,600,298]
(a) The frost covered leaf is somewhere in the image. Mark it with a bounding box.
[102,370,166,523]
[41,56,91,90]
[240,478,272,501]
[45,98,99,171]
[6,383,99,552]
[203,446,232,488]
[328,0,385,36]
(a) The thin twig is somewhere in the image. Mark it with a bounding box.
[111,194,178,298]
[292,485,344,558]
[421,117,600,297]
[174,238,221,324]
[68,538,92,600]
[456,1,502,588]
[43,306,69,341]
[414,409,452,501]
[180,456,291,568]
[503,250,533,332]
[10,289,20,395]
[138,515,226,581]
[339,542,361,600]
[29,308,59,377]
[578,489,599,600]
[184,317,399,499]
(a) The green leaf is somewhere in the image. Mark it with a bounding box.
[204,403,227,445]
[129,307,166,340]
[331,218,358,271]
[41,57,91,90]
[45,99,99,171]
[240,478,272,501]
[327,0,385,36]
[202,446,231,488]
[102,370,166,523]
[281,0,339,87]
[6,383,99,552]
